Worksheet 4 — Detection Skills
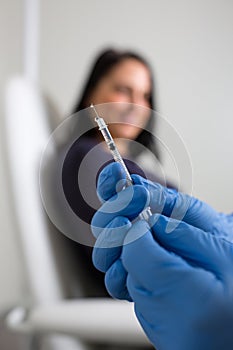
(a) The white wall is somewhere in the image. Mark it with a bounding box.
[0,0,233,310]
[39,0,233,212]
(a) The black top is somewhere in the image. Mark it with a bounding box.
[62,133,170,297]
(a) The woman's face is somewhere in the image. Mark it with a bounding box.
[89,58,152,140]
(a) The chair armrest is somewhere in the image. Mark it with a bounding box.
[6,298,150,346]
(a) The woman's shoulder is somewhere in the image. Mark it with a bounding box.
[66,136,98,160]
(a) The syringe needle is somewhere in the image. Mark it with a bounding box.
[90,103,99,120]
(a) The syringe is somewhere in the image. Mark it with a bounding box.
[91,104,152,221]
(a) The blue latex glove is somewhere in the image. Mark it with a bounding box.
[95,162,233,241]
[91,162,233,350]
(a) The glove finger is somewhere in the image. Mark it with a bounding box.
[132,174,219,232]
[122,220,194,292]
[151,214,232,278]
[97,162,127,202]
[92,216,131,272]
[91,185,149,234]
[105,259,132,301]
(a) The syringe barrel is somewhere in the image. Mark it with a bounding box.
[94,114,152,221]
[110,147,133,186]
[95,117,132,184]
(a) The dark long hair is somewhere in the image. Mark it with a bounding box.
[72,48,160,160]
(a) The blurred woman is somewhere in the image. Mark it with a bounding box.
[62,48,164,297]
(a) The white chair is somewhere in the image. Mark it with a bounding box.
[3,76,151,350]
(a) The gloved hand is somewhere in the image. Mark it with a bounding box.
[95,162,233,241]
[91,162,233,350]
